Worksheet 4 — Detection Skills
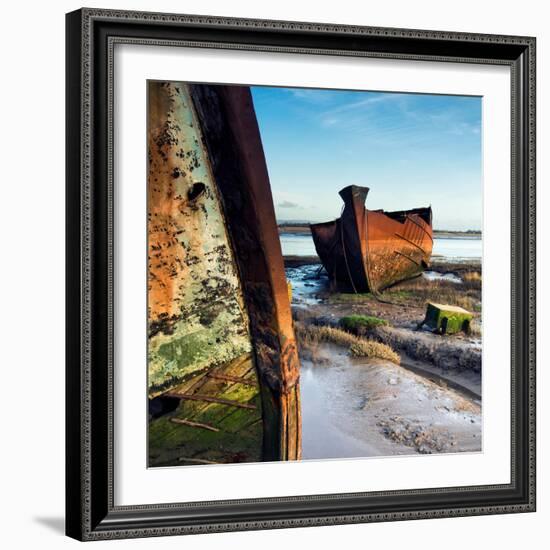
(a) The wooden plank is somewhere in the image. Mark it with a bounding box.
[186,369,258,421]
[216,398,263,433]
[170,354,257,421]
[207,373,257,386]
[165,392,257,410]
[169,418,220,432]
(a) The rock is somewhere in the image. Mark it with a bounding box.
[422,302,474,335]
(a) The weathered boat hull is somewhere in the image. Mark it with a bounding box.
[148,81,301,466]
[310,185,432,294]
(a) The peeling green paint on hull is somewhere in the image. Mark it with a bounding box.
[148,82,252,398]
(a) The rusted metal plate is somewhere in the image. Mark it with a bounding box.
[366,207,433,291]
[311,185,433,294]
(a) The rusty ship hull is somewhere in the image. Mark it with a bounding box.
[310,185,433,294]
[147,81,301,467]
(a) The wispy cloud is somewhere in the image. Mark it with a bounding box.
[251,85,482,231]
[287,88,341,103]
[447,121,481,136]
[278,200,300,208]
[325,93,403,115]
[316,93,408,132]
[314,93,480,145]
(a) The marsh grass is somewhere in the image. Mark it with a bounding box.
[462,271,482,288]
[327,289,413,306]
[386,277,481,312]
[295,322,401,364]
[324,272,481,313]
[327,292,375,304]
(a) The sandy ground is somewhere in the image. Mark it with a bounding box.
[300,343,481,459]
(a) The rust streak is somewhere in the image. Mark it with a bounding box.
[394,232,429,253]
[406,215,434,242]
[394,250,421,266]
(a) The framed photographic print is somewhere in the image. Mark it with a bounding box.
[65,8,536,541]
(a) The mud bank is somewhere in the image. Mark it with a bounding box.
[286,258,482,392]
[371,325,481,372]
[286,257,483,458]
[300,343,481,459]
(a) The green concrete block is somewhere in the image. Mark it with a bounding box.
[424,302,474,335]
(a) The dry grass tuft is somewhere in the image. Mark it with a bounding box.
[386,277,480,312]
[462,271,482,290]
[295,322,400,364]
[349,340,401,362]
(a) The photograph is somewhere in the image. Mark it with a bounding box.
[62,5,536,541]
[147,80,483,467]
[0,1,542,546]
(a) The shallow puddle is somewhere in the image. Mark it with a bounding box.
[423,270,462,284]
[285,264,329,306]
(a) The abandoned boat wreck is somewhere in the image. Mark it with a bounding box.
[147,81,301,467]
[310,185,433,294]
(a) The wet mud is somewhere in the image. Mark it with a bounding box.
[301,344,481,459]
[288,258,483,458]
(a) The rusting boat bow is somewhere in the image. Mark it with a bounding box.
[147,82,301,467]
[310,185,433,293]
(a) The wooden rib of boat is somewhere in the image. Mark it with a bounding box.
[310,185,433,294]
[147,81,301,467]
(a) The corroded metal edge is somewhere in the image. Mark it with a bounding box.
[73,7,536,540]
[188,84,301,461]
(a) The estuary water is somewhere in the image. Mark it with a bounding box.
[280,232,481,260]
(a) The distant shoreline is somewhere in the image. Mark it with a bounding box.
[278,223,481,239]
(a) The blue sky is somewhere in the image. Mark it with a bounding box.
[251,86,482,231]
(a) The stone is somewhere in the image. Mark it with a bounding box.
[422,302,474,335]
